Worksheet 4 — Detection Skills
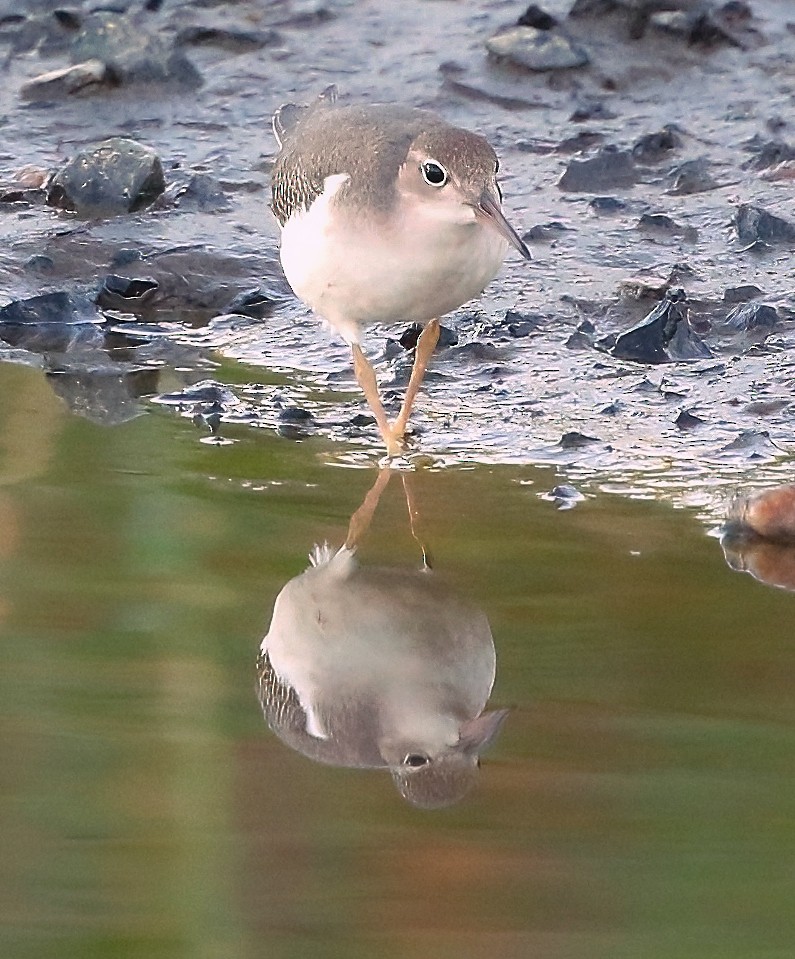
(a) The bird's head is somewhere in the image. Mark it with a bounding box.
[397,127,531,260]
[382,708,510,808]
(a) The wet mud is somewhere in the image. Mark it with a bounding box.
[0,0,793,524]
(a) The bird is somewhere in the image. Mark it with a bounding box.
[270,87,530,457]
[257,467,509,807]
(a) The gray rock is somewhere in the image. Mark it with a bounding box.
[741,137,795,171]
[172,173,230,213]
[734,204,795,246]
[725,302,778,331]
[558,147,637,192]
[20,59,112,101]
[96,275,159,313]
[0,291,102,352]
[71,12,202,88]
[665,157,718,195]
[588,195,627,214]
[602,288,712,363]
[47,137,166,218]
[486,26,589,71]
[175,24,280,53]
[637,213,698,242]
[723,285,763,303]
[632,126,682,164]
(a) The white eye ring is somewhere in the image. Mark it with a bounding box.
[420,159,448,187]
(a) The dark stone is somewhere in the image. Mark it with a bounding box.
[569,100,617,122]
[637,213,673,232]
[546,484,585,508]
[734,204,795,246]
[24,254,55,273]
[173,172,230,212]
[349,413,376,428]
[723,284,763,303]
[549,483,582,498]
[111,248,143,267]
[0,290,94,326]
[399,324,423,350]
[398,323,457,350]
[686,2,761,50]
[588,195,626,214]
[0,186,45,206]
[665,157,718,194]
[565,328,593,349]
[558,431,600,449]
[0,291,102,352]
[720,430,781,457]
[564,317,596,350]
[277,405,315,438]
[96,274,159,312]
[226,287,284,319]
[524,221,568,241]
[603,288,712,364]
[278,406,313,423]
[517,4,557,29]
[71,12,202,88]
[556,130,604,154]
[724,302,778,330]
[46,137,166,218]
[632,126,682,164]
[174,25,280,53]
[503,310,543,337]
[637,213,698,242]
[741,137,795,171]
[558,147,637,192]
[675,409,706,430]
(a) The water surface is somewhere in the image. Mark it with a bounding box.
[1,360,793,959]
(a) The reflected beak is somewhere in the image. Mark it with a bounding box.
[474,190,532,261]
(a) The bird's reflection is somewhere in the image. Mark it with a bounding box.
[257,468,508,808]
[721,483,795,592]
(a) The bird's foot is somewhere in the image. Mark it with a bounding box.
[383,422,407,459]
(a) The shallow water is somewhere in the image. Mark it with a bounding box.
[1,360,793,959]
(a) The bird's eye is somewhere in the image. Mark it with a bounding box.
[420,160,448,187]
[404,753,429,768]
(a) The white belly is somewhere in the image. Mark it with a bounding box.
[279,175,508,344]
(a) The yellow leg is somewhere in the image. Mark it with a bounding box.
[401,471,432,570]
[344,467,392,550]
[352,344,403,457]
[392,318,440,440]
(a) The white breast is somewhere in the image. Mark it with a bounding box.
[278,174,508,344]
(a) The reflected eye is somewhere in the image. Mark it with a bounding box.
[404,753,429,768]
[420,160,448,187]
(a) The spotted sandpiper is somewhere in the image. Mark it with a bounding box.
[270,87,530,457]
